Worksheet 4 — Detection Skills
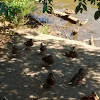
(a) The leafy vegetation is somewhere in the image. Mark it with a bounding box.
[39,0,53,13]
[74,0,100,20]
[41,23,50,34]
[0,0,37,25]
[0,0,100,27]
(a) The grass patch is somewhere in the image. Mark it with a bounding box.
[41,24,50,35]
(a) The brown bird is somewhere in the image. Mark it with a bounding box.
[24,39,33,49]
[80,91,99,100]
[40,43,47,54]
[42,55,54,67]
[68,68,86,86]
[12,45,19,57]
[65,47,78,58]
[44,73,55,88]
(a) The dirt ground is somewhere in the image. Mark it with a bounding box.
[0,26,100,100]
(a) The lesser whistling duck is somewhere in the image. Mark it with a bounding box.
[42,55,54,67]
[65,47,78,58]
[68,68,86,85]
[40,43,47,54]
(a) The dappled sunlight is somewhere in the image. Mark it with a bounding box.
[52,69,65,77]
[68,97,76,100]
[10,90,18,95]
[88,70,100,85]
[0,28,100,100]
[21,68,40,77]
[0,84,8,90]
[29,95,37,99]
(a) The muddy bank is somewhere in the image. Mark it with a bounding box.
[31,2,100,47]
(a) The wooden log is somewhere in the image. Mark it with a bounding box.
[53,9,79,24]
[67,15,79,24]
[53,10,68,17]
[89,35,95,46]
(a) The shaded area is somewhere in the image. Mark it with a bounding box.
[0,25,14,33]
[24,14,42,28]
[0,30,100,100]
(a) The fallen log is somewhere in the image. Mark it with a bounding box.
[67,15,79,24]
[53,9,79,24]
[53,10,68,17]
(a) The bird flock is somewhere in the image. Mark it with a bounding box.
[10,38,99,100]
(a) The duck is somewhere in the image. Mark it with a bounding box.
[44,73,55,88]
[65,47,78,58]
[24,39,33,49]
[42,55,54,67]
[68,68,86,85]
[12,45,19,57]
[40,43,47,54]
[72,27,79,35]
[80,91,99,100]
[79,19,88,26]
[65,8,75,14]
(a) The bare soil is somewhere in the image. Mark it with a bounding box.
[0,24,100,100]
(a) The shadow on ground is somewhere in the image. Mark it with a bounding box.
[0,30,100,100]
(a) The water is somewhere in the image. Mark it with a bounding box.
[32,1,100,47]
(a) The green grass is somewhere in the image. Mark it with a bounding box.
[41,24,51,35]
[0,0,37,25]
